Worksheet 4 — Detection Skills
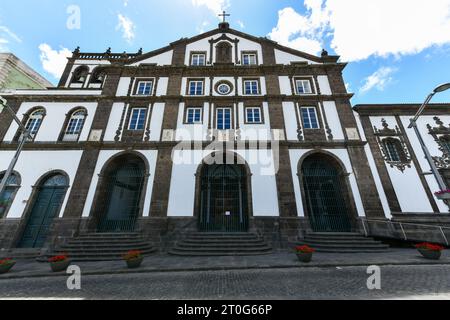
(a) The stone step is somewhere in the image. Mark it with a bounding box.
[182,239,266,245]
[168,251,271,257]
[67,239,147,245]
[176,242,269,249]
[59,245,155,252]
[81,232,142,237]
[303,239,385,245]
[186,235,261,241]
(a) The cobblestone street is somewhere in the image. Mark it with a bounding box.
[1,265,450,300]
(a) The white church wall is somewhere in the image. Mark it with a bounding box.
[238,102,271,141]
[156,77,169,96]
[274,49,318,65]
[3,102,97,142]
[400,115,450,213]
[129,50,173,66]
[278,76,292,95]
[175,102,209,141]
[104,102,126,142]
[369,116,434,213]
[322,101,345,140]
[0,150,83,219]
[282,102,298,141]
[317,76,332,95]
[149,103,165,142]
[81,150,158,218]
[116,77,131,96]
[167,149,279,217]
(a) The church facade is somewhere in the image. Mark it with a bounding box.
[0,22,449,252]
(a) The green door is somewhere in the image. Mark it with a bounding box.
[199,164,249,232]
[302,156,352,233]
[19,174,68,248]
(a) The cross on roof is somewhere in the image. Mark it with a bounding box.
[219,10,230,23]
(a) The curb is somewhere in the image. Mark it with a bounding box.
[1,260,450,280]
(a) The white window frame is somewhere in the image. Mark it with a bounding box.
[128,108,147,131]
[25,109,45,139]
[243,80,260,95]
[189,80,204,96]
[300,107,320,129]
[63,110,86,142]
[245,107,263,124]
[191,53,206,66]
[295,79,314,95]
[242,53,257,66]
[185,107,203,124]
[216,108,232,130]
[136,80,154,96]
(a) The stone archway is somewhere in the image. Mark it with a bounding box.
[300,153,354,232]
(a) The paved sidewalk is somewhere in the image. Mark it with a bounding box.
[0,249,449,280]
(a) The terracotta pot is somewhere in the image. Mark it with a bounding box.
[418,249,442,260]
[296,252,313,263]
[0,261,16,274]
[126,256,144,269]
[50,259,71,272]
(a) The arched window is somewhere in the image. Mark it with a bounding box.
[25,108,45,140]
[439,136,450,155]
[89,68,106,86]
[216,42,232,63]
[382,138,406,162]
[70,66,89,85]
[0,172,21,219]
[62,108,87,142]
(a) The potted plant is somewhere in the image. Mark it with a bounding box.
[48,254,71,272]
[415,243,444,260]
[123,250,144,269]
[434,190,450,201]
[295,245,315,263]
[0,258,16,274]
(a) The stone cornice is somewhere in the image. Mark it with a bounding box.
[354,103,450,116]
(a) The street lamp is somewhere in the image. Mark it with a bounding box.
[408,83,450,201]
[0,96,32,195]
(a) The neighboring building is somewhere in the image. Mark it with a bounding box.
[0,53,52,91]
[0,21,448,255]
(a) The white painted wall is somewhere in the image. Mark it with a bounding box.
[0,150,83,219]
[149,103,165,142]
[278,76,292,95]
[130,50,173,66]
[168,149,279,217]
[317,76,332,95]
[116,77,131,96]
[369,116,434,213]
[274,49,318,65]
[282,102,298,141]
[238,102,271,141]
[289,149,365,217]
[156,77,169,96]
[81,150,158,218]
[3,102,97,142]
[175,102,209,141]
[322,101,345,140]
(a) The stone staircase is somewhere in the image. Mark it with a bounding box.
[297,232,390,253]
[41,232,157,262]
[169,232,272,256]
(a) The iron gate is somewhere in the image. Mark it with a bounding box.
[302,157,352,232]
[97,162,144,233]
[199,164,249,232]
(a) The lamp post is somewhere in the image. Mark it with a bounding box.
[0,96,31,195]
[408,83,450,205]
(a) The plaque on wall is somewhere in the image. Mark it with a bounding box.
[88,130,103,142]
[345,128,360,141]
[162,129,175,142]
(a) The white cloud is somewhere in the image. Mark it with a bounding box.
[192,0,230,16]
[237,20,245,29]
[38,44,72,79]
[269,0,450,61]
[359,67,397,94]
[116,14,135,43]
[0,25,22,52]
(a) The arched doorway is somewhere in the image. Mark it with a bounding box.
[19,173,69,248]
[300,153,353,232]
[198,155,250,232]
[95,154,146,233]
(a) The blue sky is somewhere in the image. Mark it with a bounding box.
[1,0,450,105]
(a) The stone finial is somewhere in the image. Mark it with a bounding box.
[105,47,112,54]
[321,49,329,57]
[73,46,80,54]
[137,48,143,55]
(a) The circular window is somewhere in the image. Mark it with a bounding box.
[215,81,233,95]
